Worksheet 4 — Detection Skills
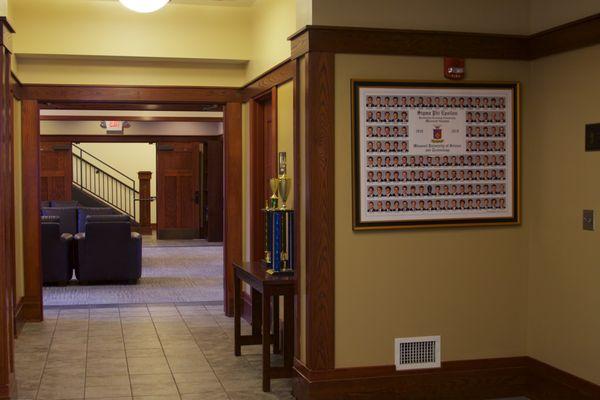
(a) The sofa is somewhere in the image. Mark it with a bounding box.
[41,215,74,285]
[75,215,142,284]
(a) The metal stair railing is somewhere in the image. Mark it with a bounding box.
[72,144,139,221]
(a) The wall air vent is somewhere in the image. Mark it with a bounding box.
[395,335,441,371]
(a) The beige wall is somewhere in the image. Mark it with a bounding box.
[13,99,24,302]
[312,0,530,34]
[526,44,600,385]
[77,143,157,224]
[529,0,600,33]
[334,54,531,367]
[41,120,222,136]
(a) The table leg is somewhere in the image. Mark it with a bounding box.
[283,293,294,370]
[262,288,271,392]
[273,295,280,354]
[234,275,241,357]
[251,288,262,338]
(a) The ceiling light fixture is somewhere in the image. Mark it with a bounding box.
[119,0,170,13]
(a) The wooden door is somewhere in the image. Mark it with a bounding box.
[250,89,278,261]
[206,138,224,242]
[156,142,200,239]
[40,142,72,202]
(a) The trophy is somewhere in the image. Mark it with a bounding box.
[264,151,294,275]
[269,178,279,210]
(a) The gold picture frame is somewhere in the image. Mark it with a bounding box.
[351,80,521,230]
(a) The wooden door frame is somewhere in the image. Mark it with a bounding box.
[19,85,243,320]
[249,87,278,262]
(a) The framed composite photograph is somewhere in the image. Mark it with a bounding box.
[351,80,520,230]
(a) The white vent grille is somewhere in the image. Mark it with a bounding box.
[395,336,441,370]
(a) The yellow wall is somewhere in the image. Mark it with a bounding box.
[8,0,295,86]
[16,56,248,87]
[277,81,294,207]
[334,54,531,367]
[13,99,24,302]
[10,0,252,62]
[526,44,600,385]
[77,143,157,224]
[247,0,295,81]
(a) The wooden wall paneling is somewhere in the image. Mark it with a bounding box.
[292,58,302,360]
[21,100,43,322]
[223,102,243,317]
[206,137,224,242]
[304,52,335,371]
[0,34,15,399]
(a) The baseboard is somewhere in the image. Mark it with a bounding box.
[14,296,25,337]
[21,296,43,322]
[526,357,600,400]
[294,357,529,400]
[293,356,600,400]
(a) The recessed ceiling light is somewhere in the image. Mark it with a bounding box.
[119,0,170,13]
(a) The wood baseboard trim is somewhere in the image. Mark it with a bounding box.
[293,356,600,400]
[526,357,600,399]
[14,297,25,338]
[21,296,42,322]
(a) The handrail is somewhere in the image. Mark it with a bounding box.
[72,144,136,189]
[72,147,140,221]
[73,153,139,194]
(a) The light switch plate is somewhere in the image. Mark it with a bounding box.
[583,209,595,231]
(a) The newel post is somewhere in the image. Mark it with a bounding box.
[138,171,153,235]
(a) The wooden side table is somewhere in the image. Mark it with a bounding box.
[233,261,295,392]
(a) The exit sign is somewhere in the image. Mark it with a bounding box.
[105,120,124,133]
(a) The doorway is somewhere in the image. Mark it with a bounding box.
[19,92,243,320]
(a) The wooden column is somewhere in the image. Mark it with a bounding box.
[304,52,336,371]
[137,171,153,235]
[0,17,17,400]
[206,137,224,242]
[21,100,42,323]
[223,102,243,317]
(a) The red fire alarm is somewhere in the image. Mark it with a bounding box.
[444,57,465,80]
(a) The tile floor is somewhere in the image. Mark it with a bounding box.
[13,303,293,400]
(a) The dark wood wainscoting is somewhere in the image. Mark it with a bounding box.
[293,357,600,400]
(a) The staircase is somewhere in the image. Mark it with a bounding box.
[72,144,140,222]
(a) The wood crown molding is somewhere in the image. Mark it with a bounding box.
[20,85,243,103]
[293,356,600,400]
[289,13,600,60]
[39,134,222,143]
[39,115,223,123]
[242,59,296,101]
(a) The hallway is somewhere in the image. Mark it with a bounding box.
[13,304,293,400]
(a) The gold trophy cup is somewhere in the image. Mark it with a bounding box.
[278,178,291,210]
[269,178,279,209]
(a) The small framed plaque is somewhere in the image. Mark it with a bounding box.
[352,80,520,230]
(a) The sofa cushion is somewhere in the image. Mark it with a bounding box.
[77,207,116,233]
[87,214,130,223]
[51,200,78,208]
[41,207,77,234]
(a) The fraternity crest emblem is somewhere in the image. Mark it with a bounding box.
[432,126,444,143]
